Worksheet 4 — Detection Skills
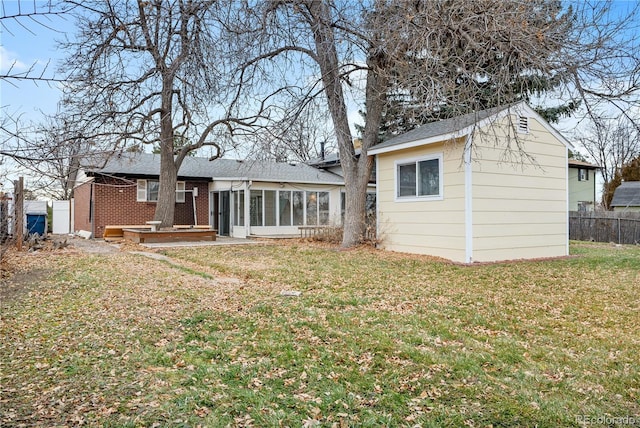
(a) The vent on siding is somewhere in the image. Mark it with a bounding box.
[517,115,529,134]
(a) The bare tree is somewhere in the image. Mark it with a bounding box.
[242,99,337,163]
[577,114,640,207]
[59,0,263,227]
[0,113,104,199]
[0,0,74,84]
[233,0,599,246]
[1,1,77,188]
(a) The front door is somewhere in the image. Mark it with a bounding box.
[212,191,231,236]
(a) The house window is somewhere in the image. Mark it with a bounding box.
[279,191,292,226]
[274,190,329,226]
[341,192,376,220]
[176,181,186,203]
[306,192,318,225]
[578,168,589,181]
[264,190,277,226]
[578,201,591,212]
[249,190,277,227]
[517,115,529,134]
[318,192,330,225]
[233,190,244,226]
[250,190,263,226]
[396,155,443,200]
[136,179,184,202]
[292,191,304,226]
[305,191,330,225]
[136,179,159,202]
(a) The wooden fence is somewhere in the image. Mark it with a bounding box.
[569,211,640,244]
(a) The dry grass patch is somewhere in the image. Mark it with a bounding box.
[1,241,638,427]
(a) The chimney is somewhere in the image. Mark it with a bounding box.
[320,140,325,160]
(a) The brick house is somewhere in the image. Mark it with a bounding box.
[74,157,211,239]
[74,153,352,238]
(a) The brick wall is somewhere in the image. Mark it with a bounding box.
[91,177,210,238]
[174,182,210,226]
[73,181,92,234]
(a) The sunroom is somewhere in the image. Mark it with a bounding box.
[206,159,348,238]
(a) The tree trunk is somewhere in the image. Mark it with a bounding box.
[154,81,178,228]
[307,0,375,247]
[154,150,178,228]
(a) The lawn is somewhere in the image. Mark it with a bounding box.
[1,241,638,427]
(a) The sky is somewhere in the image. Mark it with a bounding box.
[1,0,637,198]
[1,1,69,119]
[0,0,364,190]
[1,1,72,191]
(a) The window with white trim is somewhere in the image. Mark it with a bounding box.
[233,190,245,226]
[279,191,292,226]
[176,181,186,203]
[250,190,263,226]
[250,190,278,227]
[341,192,376,220]
[136,179,147,201]
[396,155,442,200]
[136,179,159,202]
[256,190,330,227]
[136,179,185,202]
[578,168,589,181]
[292,191,304,226]
[264,190,277,226]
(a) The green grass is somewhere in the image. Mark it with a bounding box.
[1,241,638,427]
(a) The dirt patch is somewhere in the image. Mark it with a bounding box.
[0,237,124,305]
[62,236,121,254]
[0,268,49,303]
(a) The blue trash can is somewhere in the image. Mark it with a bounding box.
[26,214,47,236]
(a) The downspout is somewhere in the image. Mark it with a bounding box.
[565,150,570,255]
[375,153,380,248]
[192,187,198,226]
[464,134,473,263]
[90,182,95,239]
[246,181,251,237]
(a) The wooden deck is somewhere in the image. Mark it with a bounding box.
[103,225,152,239]
[104,224,212,240]
[122,228,217,244]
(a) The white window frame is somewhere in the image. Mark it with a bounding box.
[176,181,186,203]
[136,179,147,202]
[261,189,331,226]
[394,154,444,202]
[136,179,159,202]
[137,179,186,202]
[233,190,245,226]
[578,168,589,181]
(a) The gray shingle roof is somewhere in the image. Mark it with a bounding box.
[87,152,344,185]
[611,181,640,207]
[371,104,511,152]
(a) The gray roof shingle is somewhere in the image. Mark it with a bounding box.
[87,153,344,185]
[371,104,511,152]
[611,181,640,207]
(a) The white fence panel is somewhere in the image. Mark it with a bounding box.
[52,200,71,234]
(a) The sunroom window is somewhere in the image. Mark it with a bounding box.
[253,190,330,227]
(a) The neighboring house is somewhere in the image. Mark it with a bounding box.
[610,181,640,212]
[369,102,572,263]
[568,159,600,212]
[74,153,346,239]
